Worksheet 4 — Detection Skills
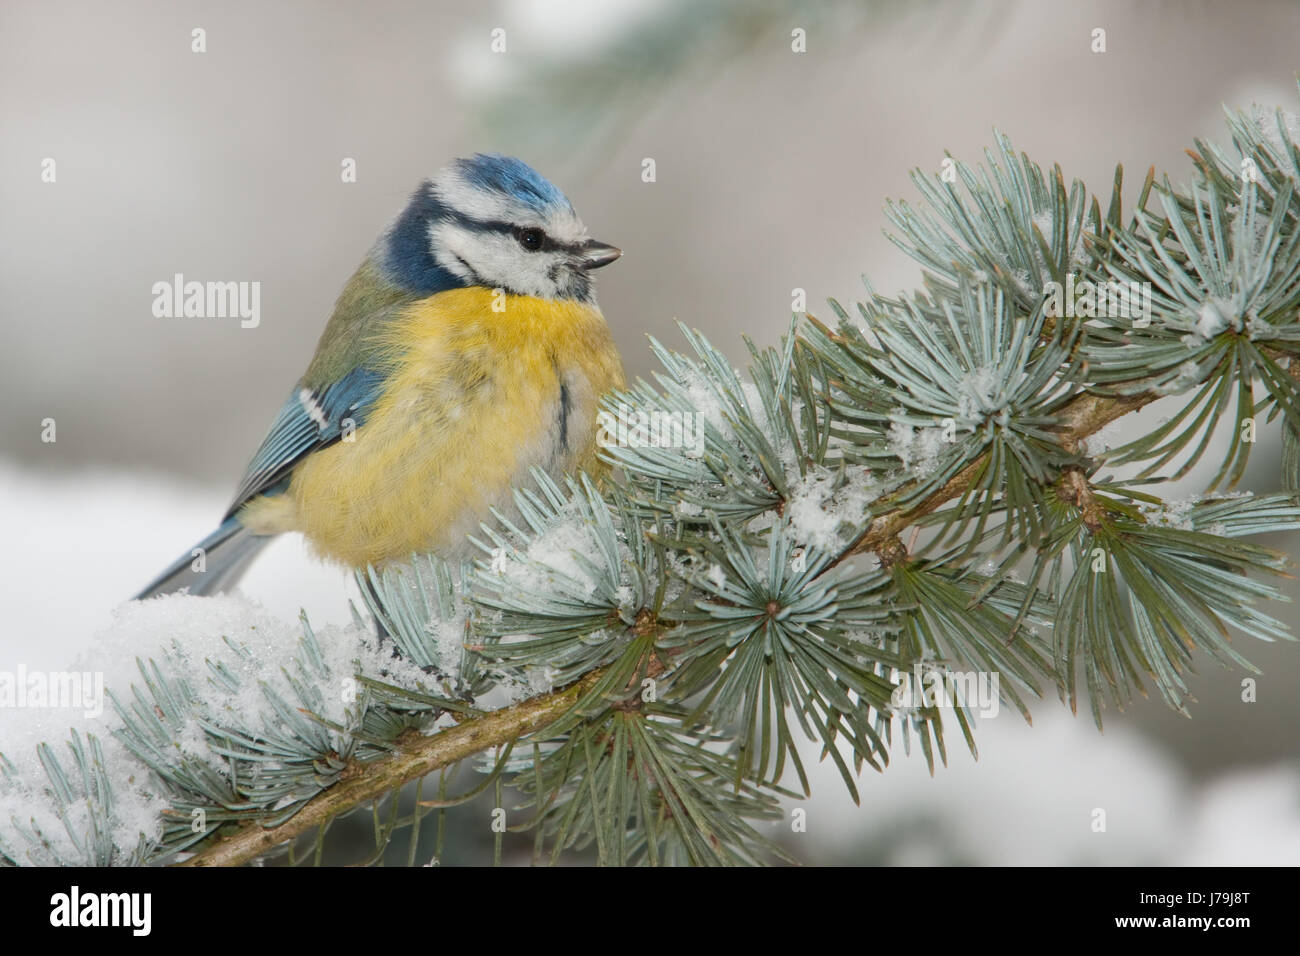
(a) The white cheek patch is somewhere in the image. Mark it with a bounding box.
[428,220,477,283]
[429,219,564,299]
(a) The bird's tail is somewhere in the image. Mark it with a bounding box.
[134,516,272,600]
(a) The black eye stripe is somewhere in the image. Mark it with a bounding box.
[449,213,576,254]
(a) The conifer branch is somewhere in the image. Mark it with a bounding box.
[845,386,1157,558]
[178,379,1161,867]
[179,670,606,867]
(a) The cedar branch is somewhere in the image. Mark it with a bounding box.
[179,670,605,867]
[845,387,1156,557]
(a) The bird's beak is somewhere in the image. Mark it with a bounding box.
[576,239,622,270]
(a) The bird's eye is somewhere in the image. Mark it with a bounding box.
[514,227,545,252]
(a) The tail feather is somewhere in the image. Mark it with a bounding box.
[134,517,272,600]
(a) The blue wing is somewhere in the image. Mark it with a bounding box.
[137,369,381,599]
[224,365,385,518]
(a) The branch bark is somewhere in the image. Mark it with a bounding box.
[179,670,605,867]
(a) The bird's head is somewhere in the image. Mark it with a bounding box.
[380,154,621,302]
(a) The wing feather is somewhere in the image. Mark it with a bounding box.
[224,366,385,517]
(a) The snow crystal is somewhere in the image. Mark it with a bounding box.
[1196,298,1239,339]
[613,585,636,615]
[1028,211,1090,274]
[1084,420,1123,458]
[489,511,604,600]
[888,420,949,475]
[1142,498,1197,531]
[846,629,887,647]
[956,364,1007,421]
[527,520,602,597]
[525,665,558,696]
[680,366,758,442]
[785,466,878,553]
[1245,309,1270,340]
[1157,360,1203,396]
[426,613,470,677]
[673,499,704,519]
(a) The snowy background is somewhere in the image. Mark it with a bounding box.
[2,0,1299,864]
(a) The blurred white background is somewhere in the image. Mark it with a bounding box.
[2,0,1299,864]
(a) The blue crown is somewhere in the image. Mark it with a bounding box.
[453,153,573,215]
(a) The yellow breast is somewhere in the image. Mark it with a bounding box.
[245,287,624,569]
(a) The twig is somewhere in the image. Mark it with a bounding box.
[179,671,604,867]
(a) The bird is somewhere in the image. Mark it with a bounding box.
[135,153,626,600]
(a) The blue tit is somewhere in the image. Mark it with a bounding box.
[136,154,625,599]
